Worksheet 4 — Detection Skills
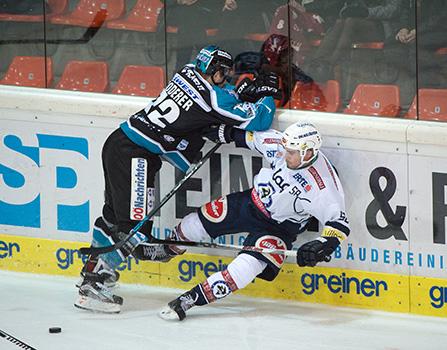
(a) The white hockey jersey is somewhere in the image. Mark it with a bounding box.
[245,129,350,237]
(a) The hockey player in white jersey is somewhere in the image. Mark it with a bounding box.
[150,121,350,321]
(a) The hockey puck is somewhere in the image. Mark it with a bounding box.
[49,327,62,334]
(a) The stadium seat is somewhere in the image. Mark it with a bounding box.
[112,65,165,97]
[106,0,162,32]
[351,42,384,50]
[0,56,53,88]
[56,61,109,92]
[405,89,447,121]
[290,80,340,112]
[234,73,255,86]
[0,0,68,22]
[50,0,125,28]
[244,33,270,42]
[344,84,400,117]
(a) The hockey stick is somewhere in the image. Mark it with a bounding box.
[0,329,37,350]
[80,143,222,256]
[139,238,298,257]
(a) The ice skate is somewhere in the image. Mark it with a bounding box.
[159,291,197,321]
[74,259,123,313]
[75,255,120,289]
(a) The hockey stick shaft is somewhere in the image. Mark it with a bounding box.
[0,329,37,350]
[80,143,222,256]
[139,236,298,257]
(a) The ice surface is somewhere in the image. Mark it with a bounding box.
[0,270,446,350]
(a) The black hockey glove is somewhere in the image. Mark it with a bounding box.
[339,4,369,18]
[296,237,340,267]
[236,72,282,103]
[202,124,234,144]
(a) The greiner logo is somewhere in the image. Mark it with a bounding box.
[301,272,388,297]
[429,286,447,309]
[178,259,228,282]
[0,240,20,258]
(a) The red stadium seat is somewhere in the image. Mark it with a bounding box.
[112,65,165,97]
[56,61,109,92]
[0,56,53,88]
[0,0,68,22]
[50,0,125,28]
[344,84,400,117]
[406,89,447,121]
[290,80,340,112]
[106,0,162,32]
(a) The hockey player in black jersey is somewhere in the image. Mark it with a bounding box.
[75,45,281,313]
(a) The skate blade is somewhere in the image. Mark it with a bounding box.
[158,306,181,321]
[74,295,121,314]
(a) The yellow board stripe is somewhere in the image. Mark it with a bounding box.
[0,234,445,317]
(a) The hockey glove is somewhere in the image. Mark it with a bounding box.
[296,236,340,267]
[202,124,234,144]
[236,72,282,103]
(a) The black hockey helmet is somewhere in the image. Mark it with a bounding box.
[195,45,234,78]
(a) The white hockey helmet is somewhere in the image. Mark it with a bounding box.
[282,122,322,167]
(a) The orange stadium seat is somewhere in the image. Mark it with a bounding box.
[0,56,53,88]
[290,80,340,112]
[344,84,400,117]
[112,65,165,97]
[406,89,447,121]
[235,73,255,86]
[106,0,163,32]
[0,0,68,22]
[56,61,109,92]
[50,0,125,28]
[244,33,270,42]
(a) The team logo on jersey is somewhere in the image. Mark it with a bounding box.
[130,158,147,220]
[255,235,287,267]
[211,280,231,299]
[201,196,228,223]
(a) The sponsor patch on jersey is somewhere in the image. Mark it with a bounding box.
[201,196,228,223]
[308,166,325,190]
[255,235,287,267]
[163,134,175,143]
[130,158,147,221]
[292,172,312,192]
[176,139,189,151]
[263,138,281,144]
[246,131,254,142]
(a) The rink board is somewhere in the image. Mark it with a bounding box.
[1,86,447,319]
[0,233,445,318]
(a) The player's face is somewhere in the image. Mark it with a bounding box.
[284,148,313,169]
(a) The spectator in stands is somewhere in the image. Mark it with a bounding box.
[306,0,403,81]
[385,0,447,87]
[233,34,314,107]
[165,0,220,72]
[215,0,281,57]
[268,0,325,67]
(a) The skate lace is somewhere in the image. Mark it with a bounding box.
[143,245,167,260]
[179,293,198,312]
